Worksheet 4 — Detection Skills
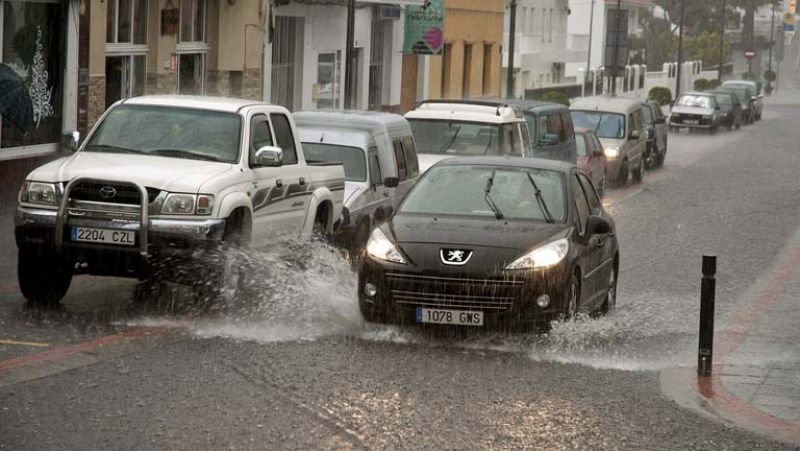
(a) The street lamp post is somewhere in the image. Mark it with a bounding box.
[344,0,356,110]
[767,0,777,93]
[611,0,622,95]
[507,0,518,98]
[675,0,685,101]
[718,0,727,82]
[586,0,596,86]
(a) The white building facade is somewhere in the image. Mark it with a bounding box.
[565,0,654,81]
[502,0,571,98]
[266,1,409,113]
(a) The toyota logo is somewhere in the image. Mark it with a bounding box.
[440,249,473,266]
[99,186,117,199]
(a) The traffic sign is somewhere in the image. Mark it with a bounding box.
[744,50,756,59]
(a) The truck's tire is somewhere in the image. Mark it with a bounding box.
[18,247,72,308]
[197,211,250,307]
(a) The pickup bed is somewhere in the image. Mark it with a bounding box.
[14,95,345,307]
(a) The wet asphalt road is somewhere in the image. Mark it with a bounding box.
[2,95,800,450]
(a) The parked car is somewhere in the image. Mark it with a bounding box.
[14,96,345,307]
[405,100,531,172]
[708,90,743,130]
[669,92,724,133]
[640,100,668,169]
[721,80,763,121]
[575,128,607,197]
[485,99,577,164]
[295,110,420,250]
[358,156,618,330]
[570,96,647,186]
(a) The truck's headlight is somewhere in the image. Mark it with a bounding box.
[604,147,620,158]
[22,182,58,206]
[366,228,406,264]
[505,238,569,270]
[161,193,197,215]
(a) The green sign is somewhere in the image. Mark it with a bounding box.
[403,0,445,55]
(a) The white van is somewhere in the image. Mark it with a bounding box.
[295,111,420,249]
[404,100,532,172]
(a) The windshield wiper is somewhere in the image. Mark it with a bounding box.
[83,144,147,155]
[149,149,224,162]
[437,126,462,154]
[526,171,554,223]
[484,169,505,220]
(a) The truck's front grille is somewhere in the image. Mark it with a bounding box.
[70,182,160,205]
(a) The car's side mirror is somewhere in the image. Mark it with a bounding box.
[629,130,640,140]
[255,146,283,167]
[538,132,559,146]
[586,215,611,236]
[592,148,604,157]
[374,205,394,223]
[383,177,399,188]
[63,131,80,153]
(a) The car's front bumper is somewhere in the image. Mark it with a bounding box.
[15,206,226,279]
[670,115,717,128]
[358,256,569,327]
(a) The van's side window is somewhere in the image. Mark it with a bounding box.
[401,137,419,178]
[627,113,635,136]
[559,112,575,142]
[538,115,551,141]
[271,114,298,165]
[549,114,565,143]
[369,150,382,186]
[393,140,408,181]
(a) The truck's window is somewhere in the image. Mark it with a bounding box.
[393,140,408,181]
[537,115,551,141]
[250,116,273,167]
[500,124,522,155]
[401,137,419,178]
[549,114,565,142]
[84,105,241,163]
[301,143,366,182]
[369,151,382,186]
[271,114,298,165]
[560,112,575,142]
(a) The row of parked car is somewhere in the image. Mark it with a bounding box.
[669,79,764,132]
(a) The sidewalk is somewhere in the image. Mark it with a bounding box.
[662,231,800,445]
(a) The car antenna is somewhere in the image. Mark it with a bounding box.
[319,133,325,143]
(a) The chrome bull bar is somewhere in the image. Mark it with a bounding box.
[55,177,149,257]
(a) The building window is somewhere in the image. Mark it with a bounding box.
[106,0,147,44]
[462,43,472,98]
[1,0,64,150]
[549,9,553,43]
[180,0,205,43]
[105,54,146,107]
[368,16,387,110]
[317,52,341,109]
[178,53,204,95]
[482,43,492,95]
[441,43,452,98]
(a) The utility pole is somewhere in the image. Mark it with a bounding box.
[718,0,727,82]
[507,0,518,98]
[767,0,777,93]
[611,0,622,95]
[675,0,685,101]
[748,4,755,79]
[586,0,596,87]
[344,0,356,110]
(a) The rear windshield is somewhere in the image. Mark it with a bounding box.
[302,143,366,182]
[570,111,625,139]
[408,119,524,157]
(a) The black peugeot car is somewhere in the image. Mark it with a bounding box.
[358,157,619,329]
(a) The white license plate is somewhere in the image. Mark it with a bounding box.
[71,226,135,246]
[416,308,484,326]
[684,120,699,125]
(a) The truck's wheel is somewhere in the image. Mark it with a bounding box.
[197,212,249,307]
[18,247,72,308]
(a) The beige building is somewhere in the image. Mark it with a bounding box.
[401,0,505,112]
[87,0,267,127]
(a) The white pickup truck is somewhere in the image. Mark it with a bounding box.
[14,96,345,307]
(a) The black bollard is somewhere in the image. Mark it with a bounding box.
[698,255,716,376]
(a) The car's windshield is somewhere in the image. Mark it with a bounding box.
[399,165,565,221]
[408,119,523,156]
[714,94,732,106]
[575,134,588,156]
[677,95,713,108]
[85,105,242,163]
[570,111,626,139]
[301,143,366,182]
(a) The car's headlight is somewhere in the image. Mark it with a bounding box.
[161,193,197,215]
[505,238,569,270]
[21,182,58,206]
[366,228,406,264]
[604,147,620,158]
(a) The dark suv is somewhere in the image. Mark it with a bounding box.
[490,99,578,164]
[640,100,668,169]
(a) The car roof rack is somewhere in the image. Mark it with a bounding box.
[414,99,523,117]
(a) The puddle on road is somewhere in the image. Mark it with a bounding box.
[125,242,777,372]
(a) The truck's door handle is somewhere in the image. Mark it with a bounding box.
[275,179,283,188]
[299,177,306,186]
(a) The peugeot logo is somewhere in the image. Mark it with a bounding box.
[440,248,473,266]
[99,186,117,199]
